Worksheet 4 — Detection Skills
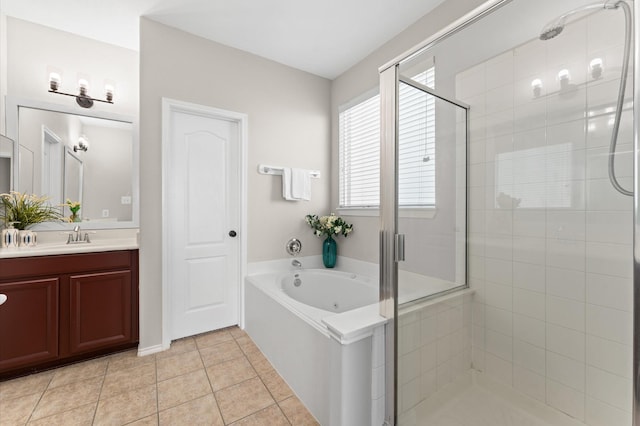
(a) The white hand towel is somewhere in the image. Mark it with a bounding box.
[282,167,295,200]
[291,168,311,201]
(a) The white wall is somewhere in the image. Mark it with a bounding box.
[139,18,331,348]
[5,17,138,119]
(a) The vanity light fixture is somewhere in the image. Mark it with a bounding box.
[74,135,89,152]
[48,73,114,108]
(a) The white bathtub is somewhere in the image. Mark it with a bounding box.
[245,265,387,426]
[280,268,378,314]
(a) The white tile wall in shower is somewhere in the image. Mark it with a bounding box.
[397,293,472,420]
[455,10,633,424]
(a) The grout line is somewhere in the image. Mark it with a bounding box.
[22,372,54,424]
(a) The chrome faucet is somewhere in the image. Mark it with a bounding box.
[67,225,91,244]
[291,259,302,269]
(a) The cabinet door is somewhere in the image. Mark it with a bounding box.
[68,270,131,354]
[0,278,59,371]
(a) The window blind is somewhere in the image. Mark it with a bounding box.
[339,94,380,207]
[398,69,436,207]
[339,67,436,209]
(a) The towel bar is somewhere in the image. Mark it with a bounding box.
[258,164,321,178]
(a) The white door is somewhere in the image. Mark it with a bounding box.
[166,105,241,340]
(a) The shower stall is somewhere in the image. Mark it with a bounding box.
[379,0,637,424]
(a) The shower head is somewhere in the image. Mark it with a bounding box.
[539,1,620,41]
[539,25,564,41]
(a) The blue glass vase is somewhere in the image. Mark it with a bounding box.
[323,235,337,268]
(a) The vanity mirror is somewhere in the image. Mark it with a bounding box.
[0,135,13,194]
[5,98,138,229]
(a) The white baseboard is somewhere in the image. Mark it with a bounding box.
[137,344,166,357]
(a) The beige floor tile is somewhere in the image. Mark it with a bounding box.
[235,336,260,355]
[100,362,156,398]
[0,371,53,401]
[155,337,197,360]
[48,359,108,389]
[261,369,293,402]
[156,349,203,382]
[26,403,96,426]
[93,384,157,426]
[195,330,234,349]
[215,376,274,424]
[158,394,223,426]
[247,351,275,377]
[107,349,156,373]
[229,404,290,426]
[279,396,320,426]
[157,369,212,411]
[206,356,256,391]
[0,331,318,425]
[127,414,159,425]
[31,376,103,420]
[0,392,41,425]
[229,327,248,340]
[199,339,244,367]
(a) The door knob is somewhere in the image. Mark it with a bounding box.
[228,230,237,237]
[0,294,7,305]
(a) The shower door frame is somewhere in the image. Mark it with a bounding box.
[633,2,640,425]
[378,0,640,425]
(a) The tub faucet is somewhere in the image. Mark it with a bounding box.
[291,259,302,269]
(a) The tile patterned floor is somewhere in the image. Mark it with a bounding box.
[0,327,319,425]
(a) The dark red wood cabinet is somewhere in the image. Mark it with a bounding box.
[0,250,138,378]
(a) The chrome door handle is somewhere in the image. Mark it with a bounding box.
[395,234,405,262]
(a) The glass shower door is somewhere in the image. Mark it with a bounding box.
[394,72,470,422]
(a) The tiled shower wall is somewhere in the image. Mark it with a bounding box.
[457,9,633,426]
[397,292,472,423]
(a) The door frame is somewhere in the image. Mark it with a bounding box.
[161,98,248,350]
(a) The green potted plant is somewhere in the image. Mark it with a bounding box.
[63,199,82,222]
[0,191,62,230]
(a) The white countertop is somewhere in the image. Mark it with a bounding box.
[0,230,139,259]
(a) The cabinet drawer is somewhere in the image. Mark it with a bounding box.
[0,250,132,281]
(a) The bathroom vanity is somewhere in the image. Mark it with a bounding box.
[0,247,139,379]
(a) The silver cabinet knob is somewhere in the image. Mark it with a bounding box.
[0,294,7,305]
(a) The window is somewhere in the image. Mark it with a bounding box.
[338,68,436,209]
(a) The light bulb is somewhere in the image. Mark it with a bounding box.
[105,84,114,102]
[531,78,543,97]
[49,72,61,91]
[78,79,89,96]
[590,58,603,79]
[557,69,571,90]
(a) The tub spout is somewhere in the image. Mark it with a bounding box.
[291,259,302,269]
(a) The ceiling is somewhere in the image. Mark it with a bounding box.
[1,0,446,79]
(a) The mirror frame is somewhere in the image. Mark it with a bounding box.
[5,96,139,230]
